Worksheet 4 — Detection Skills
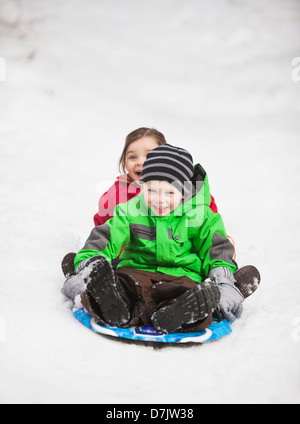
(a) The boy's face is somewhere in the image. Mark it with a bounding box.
[143,180,184,217]
[125,136,160,182]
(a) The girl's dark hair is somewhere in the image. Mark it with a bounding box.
[119,127,167,173]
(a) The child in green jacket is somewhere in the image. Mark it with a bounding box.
[63,144,250,333]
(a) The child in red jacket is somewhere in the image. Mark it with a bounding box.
[62,127,218,277]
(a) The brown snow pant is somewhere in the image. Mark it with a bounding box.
[82,268,212,333]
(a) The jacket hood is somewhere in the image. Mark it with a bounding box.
[179,163,212,213]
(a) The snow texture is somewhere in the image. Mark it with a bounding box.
[0,0,300,404]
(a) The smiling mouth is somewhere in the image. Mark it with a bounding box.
[135,171,142,178]
[153,205,169,214]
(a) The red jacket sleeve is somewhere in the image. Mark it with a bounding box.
[94,211,107,227]
[93,179,141,227]
[93,182,118,227]
[209,195,218,213]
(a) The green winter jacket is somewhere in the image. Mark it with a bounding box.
[74,164,236,283]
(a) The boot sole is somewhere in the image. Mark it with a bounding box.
[234,265,261,299]
[151,285,210,334]
[86,257,130,327]
[61,252,76,278]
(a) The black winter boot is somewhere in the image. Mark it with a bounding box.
[151,281,220,334]
[234,265,261,299]
[86,256,131,327]
[61,252,76,278]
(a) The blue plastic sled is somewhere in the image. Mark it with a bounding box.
[73,308,232,344]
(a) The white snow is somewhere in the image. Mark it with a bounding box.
[0,0,300,404]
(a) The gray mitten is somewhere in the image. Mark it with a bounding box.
[209,267,244,323]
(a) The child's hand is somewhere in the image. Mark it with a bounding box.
[218,284,244,322]
[62,256,104,303]
[209,267,244,323]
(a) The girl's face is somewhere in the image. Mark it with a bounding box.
[125,136,160,182]
[143,180,184,217]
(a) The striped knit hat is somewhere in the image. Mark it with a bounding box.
[140,144,194,192]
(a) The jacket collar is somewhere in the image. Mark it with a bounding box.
[117,174,141,189]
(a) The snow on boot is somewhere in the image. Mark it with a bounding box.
[151,281,220,334]
[61,252,76,278]
[234,265,261,299]
[86,256,131,327]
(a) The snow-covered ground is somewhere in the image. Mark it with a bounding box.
[0,0,300,404]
